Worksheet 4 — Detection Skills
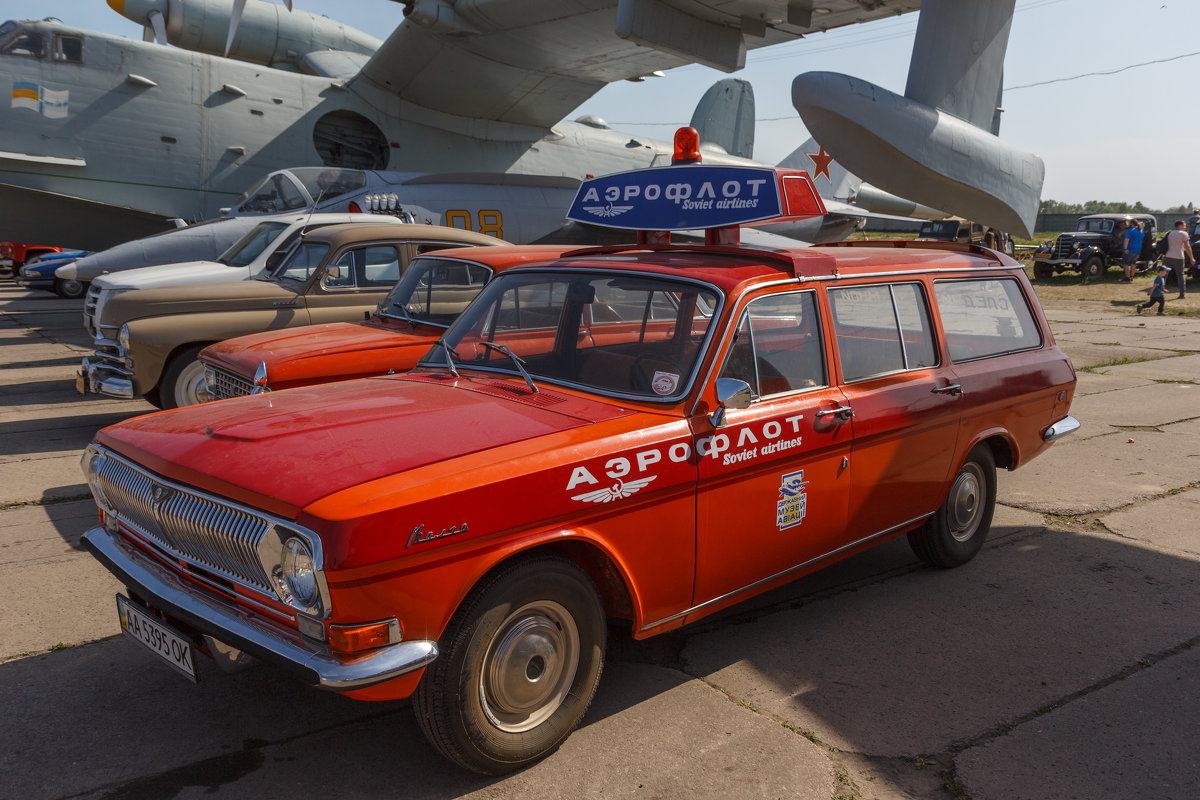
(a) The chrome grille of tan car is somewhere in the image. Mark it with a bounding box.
[83,284,101,334]
[96,453,274,593]
[209,367,254,401]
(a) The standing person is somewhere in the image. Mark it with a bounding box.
[1163,220,1195,298]
[1122,220,1143,282]
[1187,209,1200,237]
[1136,265,1169,315]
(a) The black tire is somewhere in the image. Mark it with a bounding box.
[414,555,606,775]
[1080,256,1105,280]
[908,445,996,568]
[159,344,213,409]
[1033,261,1054,280]
[54,277,87,299]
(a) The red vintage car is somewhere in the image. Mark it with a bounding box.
[81,156,1078,775]
[199,245,573,399]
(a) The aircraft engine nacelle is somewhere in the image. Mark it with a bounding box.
[108,0,380,69]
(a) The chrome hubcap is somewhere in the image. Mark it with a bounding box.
[948,463,984,542]
[176,360,213,406]
[481,601,579,733]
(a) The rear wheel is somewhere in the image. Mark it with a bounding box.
[160,345,214,408]
[908,445,996,568]
[1080,256,1105,280]
[414,555,606,775]
[54,277,86,299]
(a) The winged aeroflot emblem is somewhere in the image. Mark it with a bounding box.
[571,476,657,504]
[582,202,634,218]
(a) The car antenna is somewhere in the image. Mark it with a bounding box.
[300,187,328,237]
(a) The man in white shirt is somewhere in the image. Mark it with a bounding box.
[1163,220,1194,298]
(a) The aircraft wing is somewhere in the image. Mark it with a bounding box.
[355,0,919,129]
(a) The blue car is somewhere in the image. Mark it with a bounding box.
[16,250,91,296]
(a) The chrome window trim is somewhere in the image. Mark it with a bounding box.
[931,276,1045,363]
[640,512,933,632]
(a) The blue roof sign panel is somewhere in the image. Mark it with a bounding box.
[567,165,785,231]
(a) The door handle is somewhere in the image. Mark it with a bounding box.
[816,405,854,420]
[931,383,963,396]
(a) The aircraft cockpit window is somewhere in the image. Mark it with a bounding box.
[1,32,45,58]
[292,168,367,201]
[236,173,310,214]
[54,35,83,63]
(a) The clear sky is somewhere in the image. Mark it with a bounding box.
[3,0,1197,210]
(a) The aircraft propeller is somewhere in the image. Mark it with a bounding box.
[145,9,167,45]
[227,0,293,56]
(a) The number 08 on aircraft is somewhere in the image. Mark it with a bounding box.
[81,130,1078,774]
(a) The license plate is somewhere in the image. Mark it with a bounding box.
[116,595,198,682]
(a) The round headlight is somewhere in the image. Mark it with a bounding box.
[118,323,130,351]
[80,447,109,507]
[281,537,320,608]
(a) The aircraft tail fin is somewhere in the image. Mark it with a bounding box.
[689,78,754,160]
[779,138,860,202]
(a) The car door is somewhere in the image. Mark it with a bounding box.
[826,281,963,539]
[305,243,404,325]
[692,289,853,610]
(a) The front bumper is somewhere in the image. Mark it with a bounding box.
[1043,414,1081,443]
[1033,255,1082,266]
[16,277,53,290]
[79,355,134,399]
[82,526,439,691]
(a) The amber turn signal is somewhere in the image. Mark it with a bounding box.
[327,618,402,653]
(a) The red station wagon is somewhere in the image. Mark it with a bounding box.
[199,245,573,399]
[81,156,1078,775]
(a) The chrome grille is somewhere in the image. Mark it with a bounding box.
[84,284,101,334]
[1052,237,1077,259]
[96,453,274,593]
[209,367,255,400]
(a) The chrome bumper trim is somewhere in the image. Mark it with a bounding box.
[82,526,438,690]
[1043,414,1081,443]
[79,357,133,399]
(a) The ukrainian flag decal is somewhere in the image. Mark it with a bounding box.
[11,81,69,118]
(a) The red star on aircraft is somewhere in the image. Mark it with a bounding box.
[806,146,835,184]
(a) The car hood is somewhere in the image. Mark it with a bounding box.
[95,374,631,517]
[94,261,254,290]
[102,279,299,325]
[201,318,437,376]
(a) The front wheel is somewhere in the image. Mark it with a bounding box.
[159,344,214,408]
[54,277,86,299]
[908,445,996,568]
[1033,261,1054,280]
[1080,256,1105,280]
[414,555,606,775]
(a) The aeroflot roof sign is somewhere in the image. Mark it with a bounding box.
[567,165,784,231]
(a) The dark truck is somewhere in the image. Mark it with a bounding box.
[1032,213,1157,280]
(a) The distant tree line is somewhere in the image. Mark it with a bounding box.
[1039,199,1195,214]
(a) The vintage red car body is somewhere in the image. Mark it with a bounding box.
[81,164,1078,774]
[199,245,573,399]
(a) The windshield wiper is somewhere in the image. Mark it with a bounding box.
[386,302,417,326]
[480,342,539,394]
[431,339,460,377]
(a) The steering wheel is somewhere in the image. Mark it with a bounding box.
[631,353,686,395]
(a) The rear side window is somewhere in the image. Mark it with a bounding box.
[933,279,1043,362]
[719,291,826,397]
[829,283,938,382]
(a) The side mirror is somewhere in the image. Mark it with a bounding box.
[709,378,753,428]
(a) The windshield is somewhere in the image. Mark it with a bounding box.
[289,168,368,202]
[233,172,311,214]
[267,240,330,282]
[219,221,290,267]
[377,256,492,326]
[0,26,43,57]
[1076,218,1115,233]
[419,271,720,401]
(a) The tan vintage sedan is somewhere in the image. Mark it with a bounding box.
[78,224,505,408]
